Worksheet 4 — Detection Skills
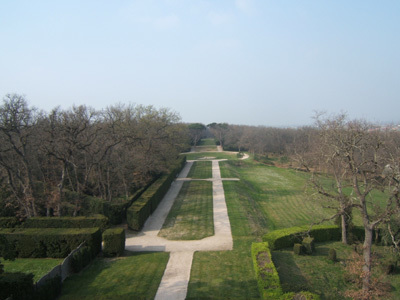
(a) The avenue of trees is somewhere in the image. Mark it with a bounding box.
[0,94,188,218]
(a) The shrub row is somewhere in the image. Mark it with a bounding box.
[252,242,320,300]
[22,215,108,231]
[127,156,186,230]
[0,217,20,228]
[0,228,101,258]
[262,225,365,250]
[102,228,125,257]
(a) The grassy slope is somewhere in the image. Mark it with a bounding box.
[59,252,169,300]
[3,258,63,282]
[158,181,214,240]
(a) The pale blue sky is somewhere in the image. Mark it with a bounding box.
[1,0,399,126]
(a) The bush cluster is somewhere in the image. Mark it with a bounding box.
[0,228,101,258]
[22,215,108,232]
[102,228,125,257]
[127,156,186,230]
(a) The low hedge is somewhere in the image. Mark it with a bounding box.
[127,156,186,231]
[252,242,321,300]
[0,272,35,300]
[22,215,108,232]
[0,228,101,258]
[263,225,365,250]
[35,275,62,300]
[252,242,282,299]
[102,228,125,257]
[0,217,21,228]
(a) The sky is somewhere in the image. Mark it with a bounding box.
[1,0,399,127]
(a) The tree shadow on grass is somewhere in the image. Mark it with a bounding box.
[187,278,260,300]
[271,251,310,294]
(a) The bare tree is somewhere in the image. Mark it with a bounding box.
[307,113,400,292]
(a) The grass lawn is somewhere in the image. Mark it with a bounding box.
[59,252,169,300]
[158,181,214,240]
[220,160,333,232]
[198,138,216,146]
[183,152,239,161]
[273,241,400,300]
[3,258,63,282]
[187,161,212,179]
[187,180,263,299]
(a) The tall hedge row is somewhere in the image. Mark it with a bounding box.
[127,156,186,231]
[22,215,108,231]
[0,217,20,228]
[262,225,365,251]
[0,228,101,258]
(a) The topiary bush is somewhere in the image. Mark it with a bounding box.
[103,228,125,257]
[328,248,337,262]
[302,237,315,255]
[293,243,304,255]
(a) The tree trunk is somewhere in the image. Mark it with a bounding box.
[341,214,348,244]
[362,225,373,291]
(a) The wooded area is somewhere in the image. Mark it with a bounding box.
[0,94,188,218]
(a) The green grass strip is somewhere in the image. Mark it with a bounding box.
[198,138,216,146]
[2,258,63,282]
[183,152,238,161]
[187,161,212,179]
[158,181,214,240]
[58,252,169,300]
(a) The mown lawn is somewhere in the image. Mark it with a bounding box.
[273,241,400,300]
[158,181,214,240]
[198,138,216,146]
[59,252,169,300]
[183,151,238,161]
[187,161,212,179]
[220,160,333,232]
[3,258,63,282]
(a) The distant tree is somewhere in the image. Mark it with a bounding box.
[188,123,206,146]
[208,123,229,148]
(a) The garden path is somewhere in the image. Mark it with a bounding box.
[125,159,237,300]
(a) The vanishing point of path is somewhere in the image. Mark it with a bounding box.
[125,159,239,300]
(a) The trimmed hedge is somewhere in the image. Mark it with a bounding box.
[71,246,92,272]
[22,215,108,232]
[252,242,321,300]
[102,228,125,257]
[35,275,62,300]
[0,272,34,300]
[263,225,366,251]
[252,242,283,299]
[127,156,186,231]
[0,217,21,228]
[0,228,101,258]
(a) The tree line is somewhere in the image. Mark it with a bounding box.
[0,94,188,218]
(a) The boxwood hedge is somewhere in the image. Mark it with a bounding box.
[127,156,186,231]
[0,228,101,258]
[22,215,108,232]
[102,228,125,257]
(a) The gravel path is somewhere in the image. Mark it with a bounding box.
[125,159,236,299]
